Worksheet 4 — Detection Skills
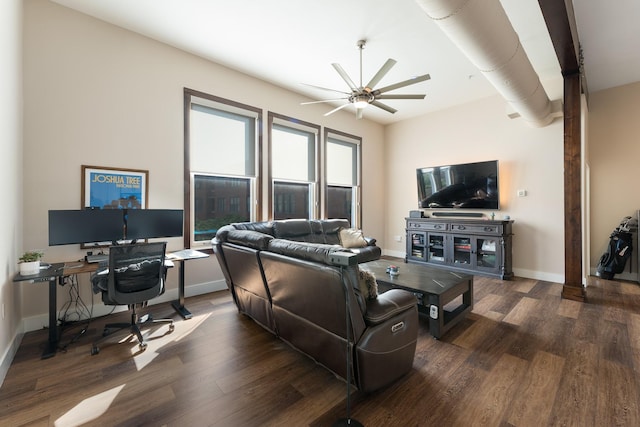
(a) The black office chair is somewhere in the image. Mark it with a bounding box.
[91,242,174,355]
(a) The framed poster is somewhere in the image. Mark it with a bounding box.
[82,165,148,210]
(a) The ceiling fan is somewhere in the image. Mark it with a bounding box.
[302,39,430,119]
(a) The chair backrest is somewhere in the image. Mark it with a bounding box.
[105,242,167,306]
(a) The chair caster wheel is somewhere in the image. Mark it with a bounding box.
[91,346,100,355]
[169,324,175,332]
[139,341,147,350]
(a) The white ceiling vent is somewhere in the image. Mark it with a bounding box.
[415,0,562,127]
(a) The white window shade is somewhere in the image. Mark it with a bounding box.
[327,139,357,186]
[190,104,255,176]
[272,126,315,181]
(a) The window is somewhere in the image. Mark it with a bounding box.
[325,129,361,227]
[268,112,320,220]
[184,89,261,248]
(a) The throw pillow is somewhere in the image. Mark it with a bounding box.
[339,228,368,248]
[358,268,378,299]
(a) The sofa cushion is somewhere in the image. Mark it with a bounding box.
[226,229,273,251]
[321,219,351,245]
[232,221,275,236]
[267,239,339,265]
[273,219,314,241]
[339,228,368,248]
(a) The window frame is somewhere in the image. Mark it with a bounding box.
[184,88,262,249]
[324,128,362,228]
[267,112,321,220]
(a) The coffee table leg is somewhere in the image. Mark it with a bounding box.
[427,294,443,339]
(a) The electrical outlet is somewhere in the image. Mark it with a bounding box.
[517,189,527,197]
[394,235,402,242]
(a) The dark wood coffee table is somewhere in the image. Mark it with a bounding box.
[361,260,473,339]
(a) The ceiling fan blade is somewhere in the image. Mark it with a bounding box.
[376,94,426,100]
[356,108,364,120]
[365,58,397,90]
[301,83,351,95]
[301,98,348,105]
[371,100,397,114]
[332,63,358,91]
[324,102,352,117]
[374,74,431,95]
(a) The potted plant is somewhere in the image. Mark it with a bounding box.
[19,250,44,275]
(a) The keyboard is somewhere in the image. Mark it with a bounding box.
[86,254,108,263]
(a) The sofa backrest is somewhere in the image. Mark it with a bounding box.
[259,250,366,379]
[215,242,275,332]
[320,219,351,245]
[272,219,325,243]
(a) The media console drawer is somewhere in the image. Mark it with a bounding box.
[450,223,502,234]
[407,221,449,231]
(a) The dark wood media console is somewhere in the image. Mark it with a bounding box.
[406,217,513,280]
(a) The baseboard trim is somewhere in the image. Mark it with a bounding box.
[0,330,23,387]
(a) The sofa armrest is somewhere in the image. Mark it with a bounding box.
[364,236,377,246]
[363,289,417,326]
[347,245,382,263]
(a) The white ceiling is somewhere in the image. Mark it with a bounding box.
[51,0,639,125]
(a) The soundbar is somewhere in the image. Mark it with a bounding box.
[431,211,484,218]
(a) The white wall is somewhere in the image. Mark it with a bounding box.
[588,82,640,280]
[22,0,385,325]
[384,95,565,282]
[0,0,24,383]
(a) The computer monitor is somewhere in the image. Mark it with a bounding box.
[125,209,184,240]
[48,209,125,246]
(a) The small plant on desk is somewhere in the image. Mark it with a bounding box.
[19,250,44,275]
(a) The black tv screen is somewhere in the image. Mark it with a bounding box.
[49,209,125,246]
[126,209,184,240]
[417,160,499,209]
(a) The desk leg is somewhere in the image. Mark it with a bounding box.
[42,278,58,359]
[171,261,192,319]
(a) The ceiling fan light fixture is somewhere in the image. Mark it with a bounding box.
[353,95,370,109]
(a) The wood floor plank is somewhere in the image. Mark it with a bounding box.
[557,297,582,319]
[506,351,565,426]
[455,353,528,426]
[595,358,640,427]
[548,342,599,426]
[2,274,640,426]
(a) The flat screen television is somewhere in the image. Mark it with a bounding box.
[417,160,499,209]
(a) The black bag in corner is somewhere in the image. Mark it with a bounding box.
[596,217,635,280]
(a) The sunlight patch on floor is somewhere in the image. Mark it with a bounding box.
[54,384,125,427]
[132,312,212,371]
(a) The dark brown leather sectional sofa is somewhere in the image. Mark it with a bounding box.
[212,218,419,393]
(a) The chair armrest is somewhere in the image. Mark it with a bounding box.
[363,289,417,326]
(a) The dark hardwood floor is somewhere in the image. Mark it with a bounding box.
[1,274,639,426]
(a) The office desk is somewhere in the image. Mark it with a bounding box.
[15,251,204,358]
[13,263,66,359]
[166,249,209,319]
